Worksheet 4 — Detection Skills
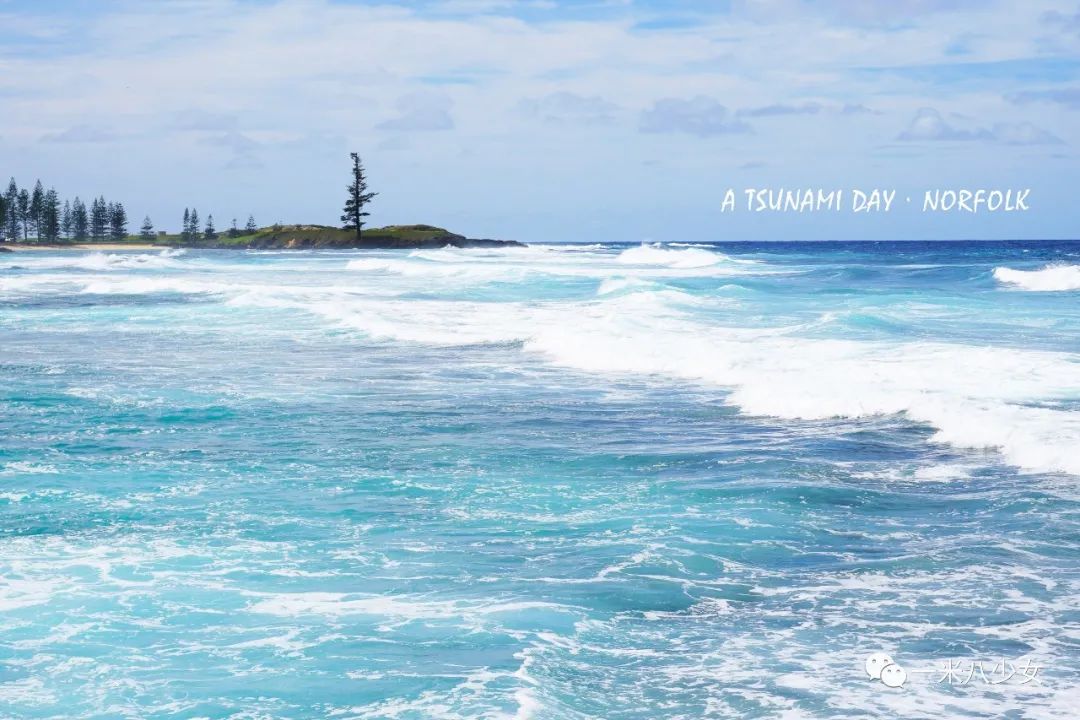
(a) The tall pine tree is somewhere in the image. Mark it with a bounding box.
[89,197,108,241]
[41,188,61,243]
[17,189,30,240]
[140,216,155,241]
[109,202,128,241]
[61,200,73,241]
[189,209,200,242]
[341,153,377,242]
[245,215,257,234]
[4,179,18,241]
[72,198,89,242]
[204,214,217,241]
[29,181,44,240]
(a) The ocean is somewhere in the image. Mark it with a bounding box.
[1,240,1078,719]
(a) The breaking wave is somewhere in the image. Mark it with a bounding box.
[1,251,185,272]
[994,264,1080,291]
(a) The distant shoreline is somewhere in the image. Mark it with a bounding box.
[3,243,159,251]
[0,224,524,251]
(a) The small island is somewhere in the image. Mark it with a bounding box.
[1,223,522,252]
[0,152,523,251]
[163,223,522,250]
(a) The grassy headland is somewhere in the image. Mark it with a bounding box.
[1,224,523,251]
[173,224,522,249]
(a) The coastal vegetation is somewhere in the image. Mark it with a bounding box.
[341,153,377,242]
[1,154,518,249]
[1,177,133,245]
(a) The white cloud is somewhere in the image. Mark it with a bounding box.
[0,0,1076,240]
[897,107,991,141]
[39,124,120,143]
[640,97,751,137]
[897,107,1064,145]
[518,92,619,124]
[991,121,1065,146]
[377,92,455,132]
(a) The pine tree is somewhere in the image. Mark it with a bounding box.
[227,218,240,239]
[4,179,19,241]
[140,216,155,241]
[109,202,128,241]
[245,215,257,234]
[204,214,217,241]
[189,209,199,243]
[90,197,108,241]
[182,208,191,243]
[29,181,44,240]
[0,194,6,243]
[17,189,30,240]
[41,188,61,243]
[61,200,73,241]
[341,153,377,242]
[72,198,89,242]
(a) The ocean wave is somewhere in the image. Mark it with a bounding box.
[247,590,574,621]
[994,264,1080,291]
[0,252,185,272]
[616,244,730,268]
[527,322,1080,476]
[79,277,222,295]
[232,278,1080,475]
[596,277,661,296]
[7,248,1077,476]
[344,249,775,284]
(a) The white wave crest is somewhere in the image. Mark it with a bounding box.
[616,244,729,268]
[1,252,184,272]
[596,277,660,296]
[994,264,1080,291]
[526,321,1080,476]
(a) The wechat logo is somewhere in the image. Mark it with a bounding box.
[865,652,907,689]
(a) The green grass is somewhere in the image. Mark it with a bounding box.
[55,224,473,249]
[185,224,464,248]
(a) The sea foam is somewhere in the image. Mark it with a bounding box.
[994,264,1080,291]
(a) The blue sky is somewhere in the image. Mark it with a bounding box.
[0,0,1078,241]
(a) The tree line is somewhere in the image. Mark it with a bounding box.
[3,152,374,245]
[1,177,131,244]
[180,209,257,243]
[0,177,260,245]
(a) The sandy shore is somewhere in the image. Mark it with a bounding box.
[2,243,161,251]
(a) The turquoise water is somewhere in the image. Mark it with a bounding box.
[1,241,1078,718]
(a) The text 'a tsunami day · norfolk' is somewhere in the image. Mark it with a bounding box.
[720,188,1031,214]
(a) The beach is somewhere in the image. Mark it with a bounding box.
[3,242,160,251]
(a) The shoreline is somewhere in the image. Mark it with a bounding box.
[2,243,161,251]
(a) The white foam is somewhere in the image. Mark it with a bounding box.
[78,277,222,295]
[994,264,1080,291]
[528,317,1080,475]
[616,244,729,268]
[247,591,569,621]
[221,272,1080,475]
[8,246,1078,476]
[596,277,660,296]
[1,252,185,272]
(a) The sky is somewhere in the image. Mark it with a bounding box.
[0,0,1078,242]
